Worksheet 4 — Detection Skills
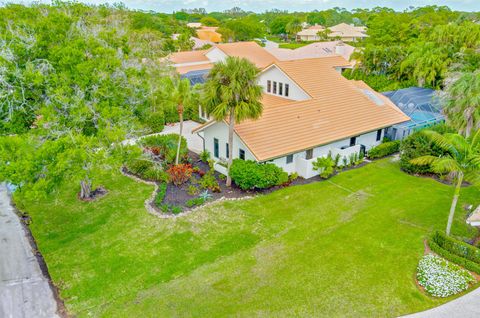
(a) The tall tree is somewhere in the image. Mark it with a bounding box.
[443,70,480,137]
[203,57,263,187]
[286,18,302,41]
[162,77,193,165]
[411,130,480,235]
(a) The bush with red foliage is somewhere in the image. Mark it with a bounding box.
[167,164,193,186]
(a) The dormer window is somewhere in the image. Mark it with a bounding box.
[285,84,289,97]
[273,81,277,94]
[279,83,283,95]
[267,80,271,93]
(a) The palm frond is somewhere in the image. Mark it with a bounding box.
[410,155,438,166]
[431,157,461,174]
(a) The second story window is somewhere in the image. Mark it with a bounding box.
[285,84,289,97]
[279,83,283,95]
[273,81,277,94]
[267,80,271,93]
[239,149,245,160]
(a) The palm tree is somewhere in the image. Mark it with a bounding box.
[443,70,480,138]
[411,130,480,235]
[286,18,303,41]
[162,77,193,165]
[203,57,263,187]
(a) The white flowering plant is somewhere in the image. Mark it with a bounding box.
[417,254,475,297]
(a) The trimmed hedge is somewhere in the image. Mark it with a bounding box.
[230,159,288,190]
[367,141,400,159]
[428,239,480,274]
[431,231,480,264]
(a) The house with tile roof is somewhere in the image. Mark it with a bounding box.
[297,23,368,42]
[168,42,409,178]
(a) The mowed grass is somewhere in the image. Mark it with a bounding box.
[20,158,480,317]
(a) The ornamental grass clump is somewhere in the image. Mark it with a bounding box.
[417,254,475,297]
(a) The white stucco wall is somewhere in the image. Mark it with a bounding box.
[201,122,385,178]
[205,47,227,63]
[258,66,311,101]
[202,122,255,172]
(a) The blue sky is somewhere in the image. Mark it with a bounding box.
[10,0,480,12]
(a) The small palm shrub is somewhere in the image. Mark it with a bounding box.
[199,150,210,163]
[313,155,335,179]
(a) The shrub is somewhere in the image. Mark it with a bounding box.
[185,197,206,208]
[141,134,188,164]
[313,155,335,179]
[367,140,400,159]
[230,159,288,190]
[417,254,475,297]
[289,172,299,182]
[145,112,164,133]
[154,183,167,207]
[126,159,168,182]
[167,164,193,186]
[187,184,199,196]
[428,239,480,274]
[400,132,449,174]
[430,231,480,265]
[199,173,220,192]
[199,150,210,163]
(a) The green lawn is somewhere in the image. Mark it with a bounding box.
[20,159,480,317]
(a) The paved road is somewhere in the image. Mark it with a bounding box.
[0,184,60,318]
[402,287,480,318]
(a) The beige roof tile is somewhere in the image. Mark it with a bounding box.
[215,42,278,69]
[196,57,409,161]
[169,50,209,64]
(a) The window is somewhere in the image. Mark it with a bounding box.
[273,81,277,94]
[239,149,245,160]
[226,143,229,158]
[286,154,293,164]
[350,137,357,147]
[267,80,271,93]
[376,129,382,141]
[214,138,219,158]
[285,84,289,97]
[279,83,283,95]
[306,149,313,160]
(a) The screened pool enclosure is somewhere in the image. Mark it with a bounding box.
[382,87,444,140]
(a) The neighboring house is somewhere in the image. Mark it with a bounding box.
[187,22,202,29]
[266,41,355,62]
[297,23,368,42]
[169,42,280,120]
[172,34,214,50]
[196,26,222,43]
[188,53,409,179]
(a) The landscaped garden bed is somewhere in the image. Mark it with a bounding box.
[416,254,476,297]
[123,133,374,216]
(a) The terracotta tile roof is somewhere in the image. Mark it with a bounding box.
[266,41,355,61]
[271,57,352,98]
[176,63,213,75]
[215,42,278,69]
[328,23,368,38]
[195,57,409,161]
[169,50,209,64]
[197,28,222,43]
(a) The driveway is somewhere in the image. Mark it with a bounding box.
[402,287,480,318]
[0,184,60,318]
[123,120,204,154]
